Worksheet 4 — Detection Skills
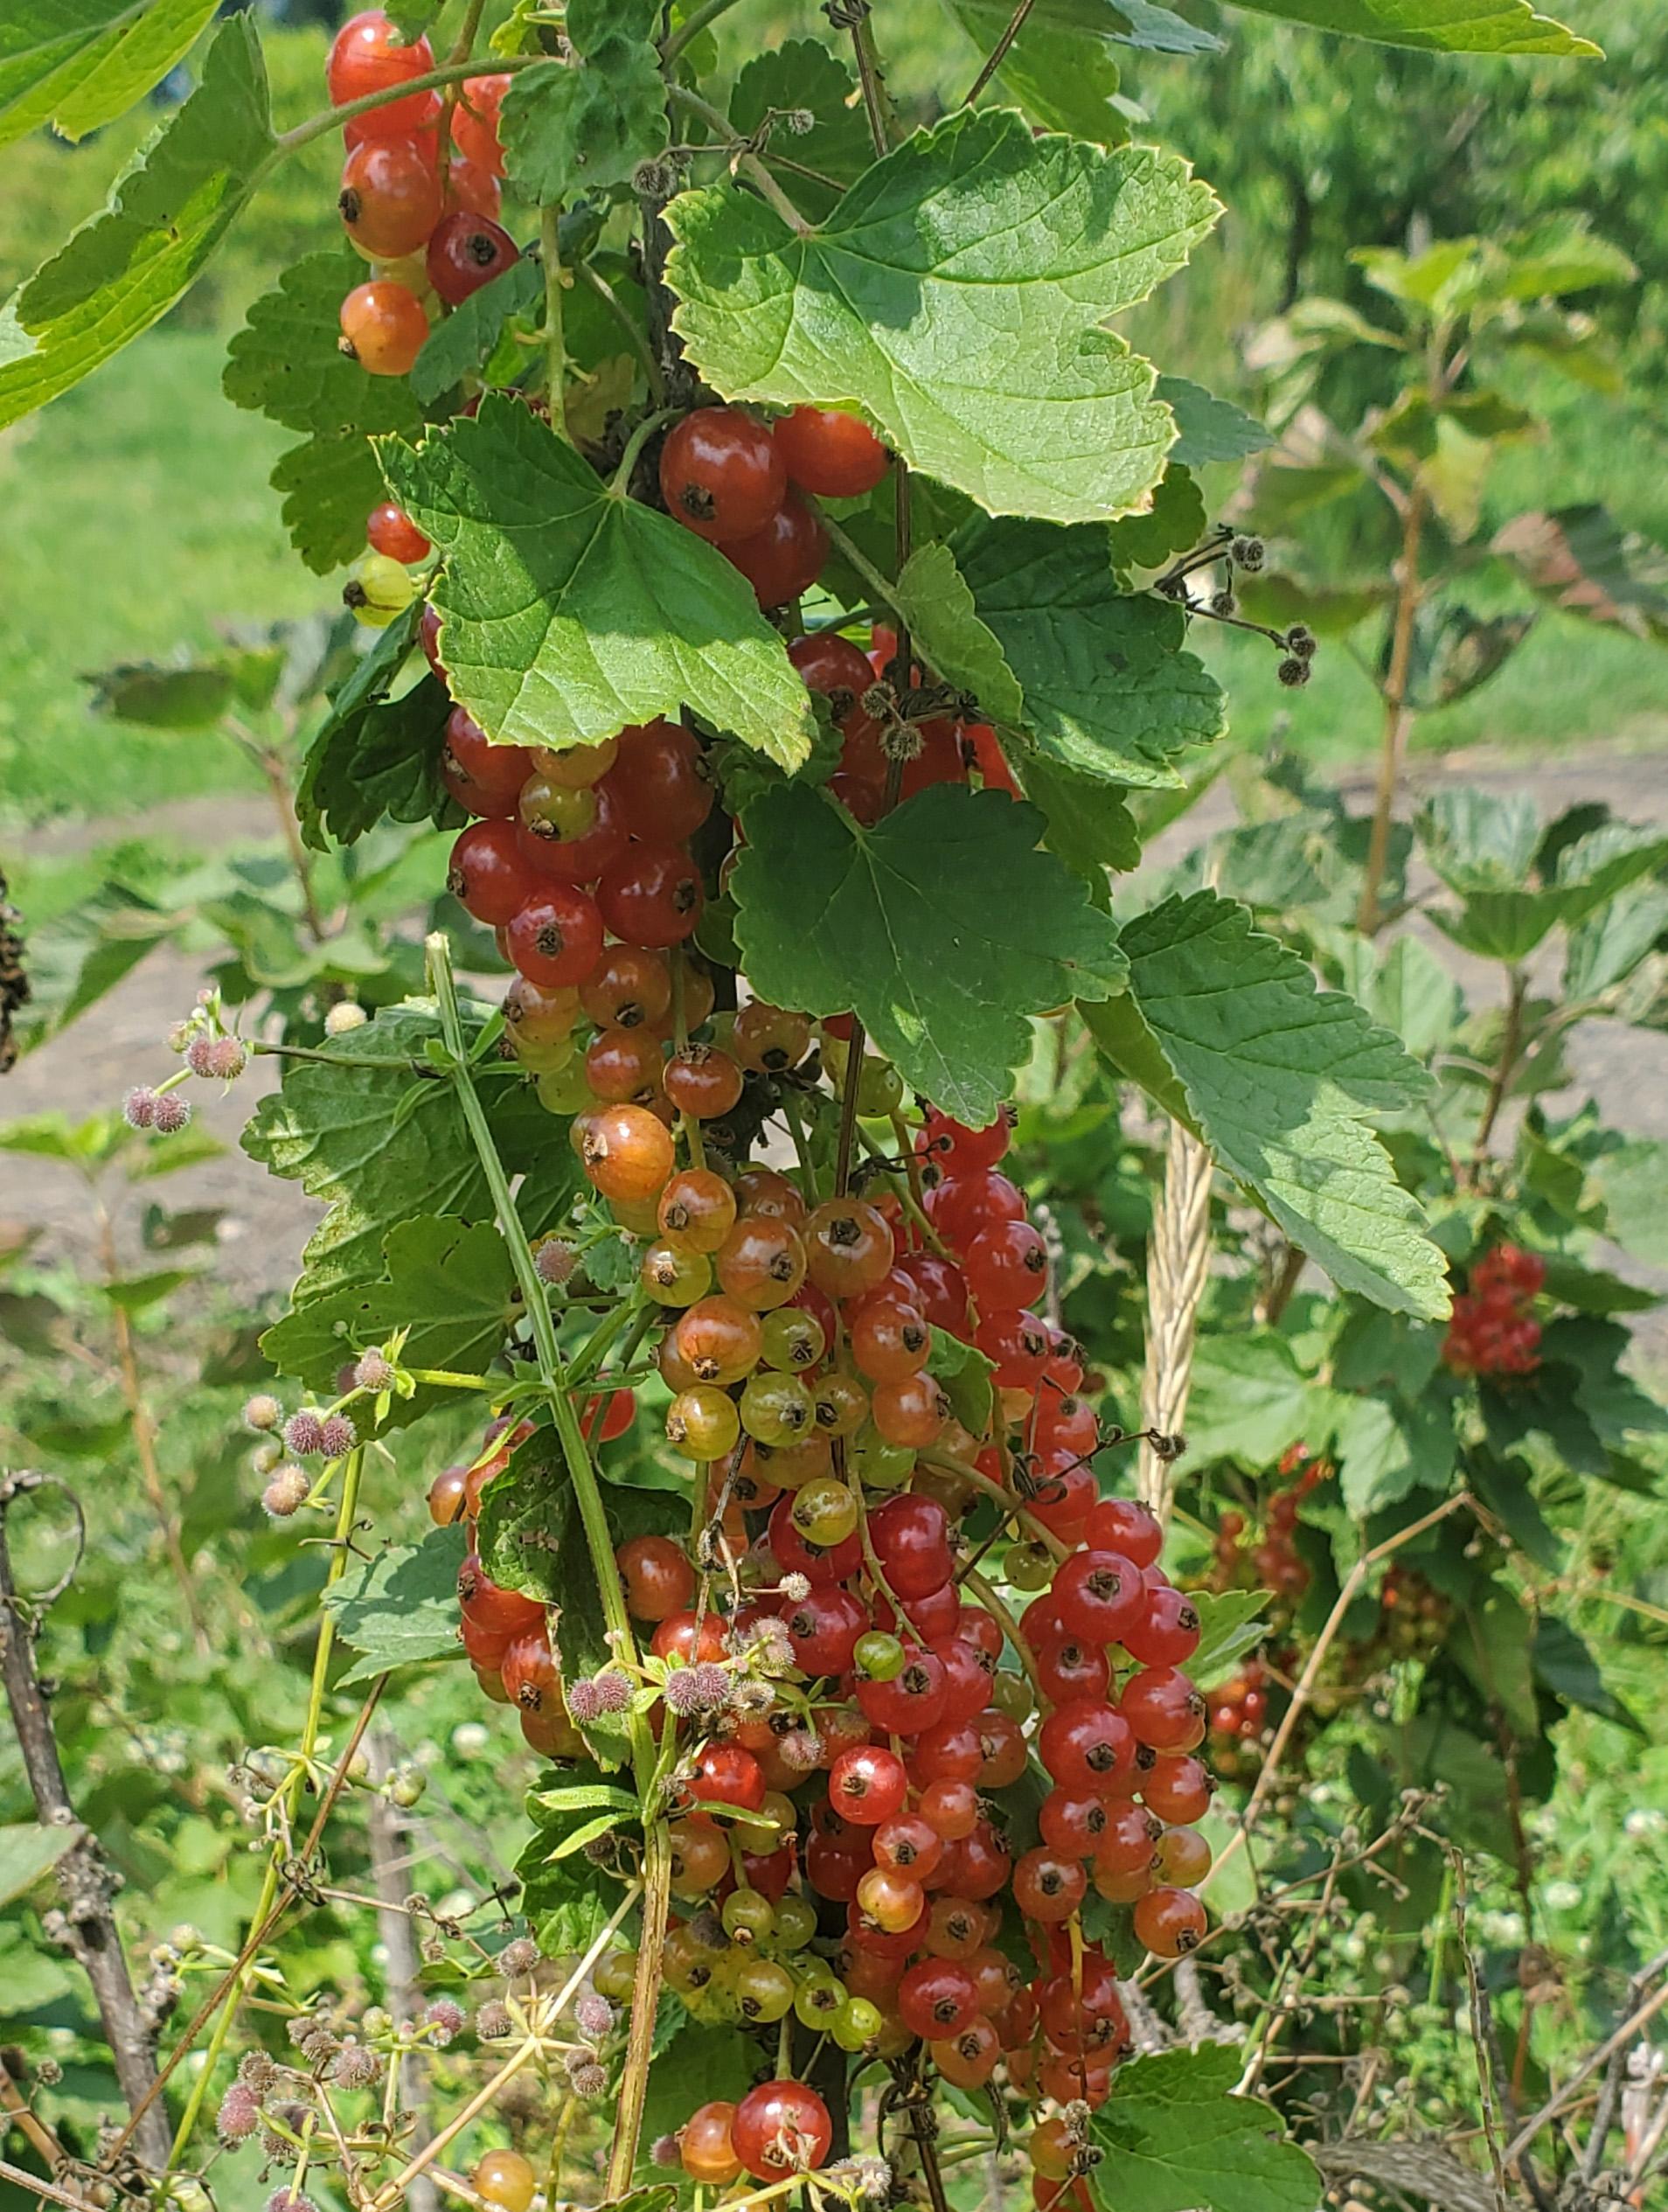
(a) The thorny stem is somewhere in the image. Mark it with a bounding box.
[1357,481,1428,935]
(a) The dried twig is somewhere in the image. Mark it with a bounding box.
[365,1732,438,2212]
[0,1471,171,2170]
[1137,1118,1213,1519]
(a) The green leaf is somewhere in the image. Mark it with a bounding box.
[928,1329,996,1439]
[477,1432,622,1757]
[1023,760,1142,877]
[1088,891,1449,1317]
[1107,464,1207,575]
[1088,2045,1321,2212]
[297,641,460,853]
[261,1217,514,1428]
[1494,504,1668,645]
[102,1266,197,1312]
[1220,0,1597,55]
[0,1823,75,1909]
[1333,1389,1457,1514]
[224,247,426,575]
[731,783,1128,1125]
[665,108,1220,524]
[728,42,872,221]
[1420,787,1541,893]
[1190,1590,1269,1689]
[409,258,542,407]
[516,1830,621,1947]
[0,0,219,151]
[241,1001,530,1301]
[893,544,1025,726]
[1532,1617,1642,1733]
[1184,1333,1347,1467]
[499,0,665,205]
[1155,374,1270,465]
[944,0,1143,141]
[956,519,1224,788]
[0,17,273,431]
[323,1523,468,1684]
[379,396,815,769]
[82,659,234,728]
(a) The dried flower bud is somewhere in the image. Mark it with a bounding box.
[262,1467,310,1520]
[243,1394,282,1433]
[352,1349,394,1392]
[330,2042,381,2090]
[535,1238,579,1285]
[282,1411,326,1458]
[123,1087,159,1130]
[475,2000,513,2040]
[152,1092,192,1135]
[498,1936,539,1978]
[216,2084,260,2144]
[423,1997,464,2046]
[318,1412,358,1458]
[574,1993,614,2039]
[323,1001,369,1036]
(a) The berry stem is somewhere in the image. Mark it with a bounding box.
[273,56,540,158]
[961,1565,1047,1702]
[815,509,905,624]
[425,933,653,1791]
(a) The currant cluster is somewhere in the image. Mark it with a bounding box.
[1441,1242,1546,1377]
[1206,1442,1328,1607]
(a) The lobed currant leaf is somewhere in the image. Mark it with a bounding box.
[407,258,542,407]
[0,1824,78,1910]
[1155,374,1270,466]
[1086,890,1450,1318]
[499,0,665,206]
[224,247,425,575]
[956,518,1225,788]
[731,782,1127,1126]
[323,1522,469,1686]
[0,16,273,429]
[378,395,816,768]
[296,616,462,852]
[261,1215,516,1429]
[728,42,872,222]
[893,544,1025,727]
[1022,761,1143,881]
[664,108,1220,524]
[1088,2044,1322,2212]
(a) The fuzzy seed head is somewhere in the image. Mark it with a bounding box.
[123,1087,158,1130]
[262,1467,310,1520]
[1276,656,1311,689]
[781,1729,821,1771]
[215,2084,260,2144]
[282,1410,327,1458]
[323,1001,369,1036]
[475,1999,513,2039]
[243,1393,282,1433]
[574,1993,614,2039]
[166,1020,194,1054]
[778,1570,811,1603]
[352,1349,394,1392]
[152,1092,192,1135]
[318,1412,358,1458]
[663,1667,705,1716]
[564,1676,603,1722]
[498,1935,539,1978]
[650,2137,681,2168]
[423,1998,464,2045]
[535,1238,579,1285]
[188,1033,247,1080]
[238,2051,278,2092]
[566,2057,608,2097]
[591,1669,631,1713]
[330,2042,381,2089]
[267,2192,316,2212]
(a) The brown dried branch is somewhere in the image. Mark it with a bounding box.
[0,1471,171,2171]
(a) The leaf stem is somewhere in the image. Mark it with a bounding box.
[274,57,540,159]
[659,0,746,66]
[816,509,903,621]
[610,405,680,495]
[540,205,569,437]
[574,260,665,402]
[424,934,652,1792]
[605,1820,673,2196]
[963,0,1038,107]
[664,83,812,233]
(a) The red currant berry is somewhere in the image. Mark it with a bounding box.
[659,407,785,543]
[775,406,890,497]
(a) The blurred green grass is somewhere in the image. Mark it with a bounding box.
[0,13,1665,835]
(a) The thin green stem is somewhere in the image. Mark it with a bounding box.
[575,260,665,401]
[274,56,539,159]
[664,84,812,233]
[610,405,680,495]
[659,0,746,66]
[426,936,651,1790]
[817,509,904,621]
[540,205,569,436]
[168,1447,368,2165]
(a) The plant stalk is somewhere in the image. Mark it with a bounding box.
[1357,483,1428,935]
